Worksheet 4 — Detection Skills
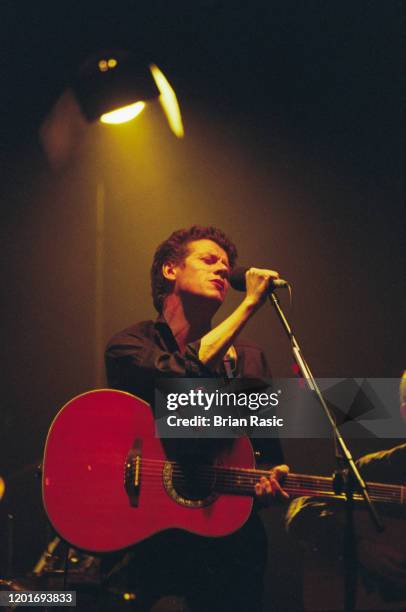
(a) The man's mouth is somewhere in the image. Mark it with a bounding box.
[210,279,225,291]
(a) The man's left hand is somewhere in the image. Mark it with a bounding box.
[255,464,290,501]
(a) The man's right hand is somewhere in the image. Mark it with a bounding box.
[244,267,280,308]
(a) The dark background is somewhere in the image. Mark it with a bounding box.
[0,1,404,608]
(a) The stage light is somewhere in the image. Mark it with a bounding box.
[73,50,158,123]
[71,49,184,136]
[39,49,184,168]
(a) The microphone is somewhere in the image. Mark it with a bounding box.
[229,267,289,291]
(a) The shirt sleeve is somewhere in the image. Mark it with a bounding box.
[355,443,406,484]
[105,329,212,398]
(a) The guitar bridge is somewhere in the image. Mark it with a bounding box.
[124,439,142,507]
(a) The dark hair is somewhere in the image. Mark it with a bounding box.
[151,225,238,313]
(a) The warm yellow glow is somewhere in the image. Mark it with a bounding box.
[0,477,5,500]
[149,63,184,138]
[107,58,118,68]
[100,101,146,124]
[98,59,108,72]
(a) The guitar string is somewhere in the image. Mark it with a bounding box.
[142,460,402,486]
[124,479,398,504]
[139,459,401,494]
[54,468,399,503]
[137,463,401,497]
[135,478,397,502]
[80,453,399,502]
[140,458,403,492]
[130,467,400,503]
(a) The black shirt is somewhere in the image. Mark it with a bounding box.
[105,316,283,464]
[105,316,271,401]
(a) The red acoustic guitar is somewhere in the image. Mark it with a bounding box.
[42,389,405,553]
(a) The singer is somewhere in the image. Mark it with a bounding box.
[105,225,289,611]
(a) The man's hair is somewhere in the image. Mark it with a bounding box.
[151,225,238,313]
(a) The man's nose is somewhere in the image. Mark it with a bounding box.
[215,264,230,280]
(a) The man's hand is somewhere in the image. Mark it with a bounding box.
[255,464,290,501]
[244,267,280,309]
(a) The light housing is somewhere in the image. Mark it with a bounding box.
[73,50,159,123]
[39,49,184,168]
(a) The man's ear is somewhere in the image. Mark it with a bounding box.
[162,261,177,281]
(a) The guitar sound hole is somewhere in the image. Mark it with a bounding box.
[172,462,216,501]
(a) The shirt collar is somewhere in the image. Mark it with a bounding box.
[154,313,180,351]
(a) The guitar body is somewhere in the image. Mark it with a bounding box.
[42,389,254,553]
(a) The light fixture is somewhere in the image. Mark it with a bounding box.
[72,50,158,123]
[72,49,184,135]
[39,49,184,167]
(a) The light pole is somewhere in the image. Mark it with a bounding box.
[94,181,106,387]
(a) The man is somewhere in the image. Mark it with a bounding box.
[105,226,289,611]
[286,375,406,608]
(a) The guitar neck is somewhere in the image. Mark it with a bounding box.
[212,466,405,506]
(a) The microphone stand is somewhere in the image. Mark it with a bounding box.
[268,290,384,611]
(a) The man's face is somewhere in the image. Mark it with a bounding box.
[171,239,231,304]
